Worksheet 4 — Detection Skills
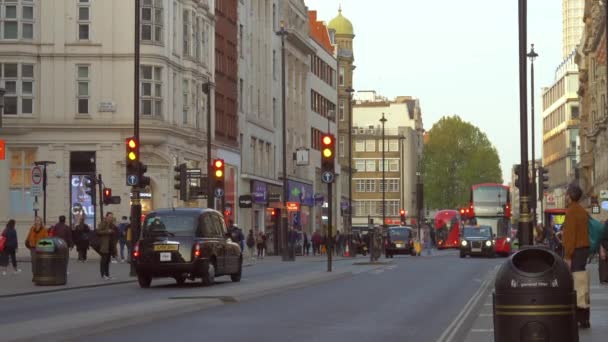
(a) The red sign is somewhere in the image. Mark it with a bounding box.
[0,139,5,160]
[286,202,300,212]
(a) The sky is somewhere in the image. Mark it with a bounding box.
[305,0,564,184]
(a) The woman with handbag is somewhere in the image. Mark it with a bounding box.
[25,216,49,281]
[562,184,591,328]
[1,219,20,275]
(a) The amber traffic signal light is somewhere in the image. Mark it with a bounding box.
[321,134,335,174]
[126,137,139,186]
[212,159,225,194]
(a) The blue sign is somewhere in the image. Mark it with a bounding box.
[322,171,334,183]
[287,180,313,206]
[127,174,138,186]
[252,180,267,203]
[215,188,224,198]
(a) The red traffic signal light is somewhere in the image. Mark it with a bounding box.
[102,187,112,205]
[213,159,225,179]
[126,137,138,162]
[400,209,405,216]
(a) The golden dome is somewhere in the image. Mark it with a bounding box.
[328,7,353,36]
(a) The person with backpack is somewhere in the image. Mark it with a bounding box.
[246,229,256,260]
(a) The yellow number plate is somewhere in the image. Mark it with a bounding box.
[154,244,178,252]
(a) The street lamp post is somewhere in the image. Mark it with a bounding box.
[398,134,406,220]
[518,0,532,246]
[34,161,56,225]
[276,20,292,261]
[527,44,538,227]
[345,87,354,256]
[380,113,387,228]
[203,81,214,209]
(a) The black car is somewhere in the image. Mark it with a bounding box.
[132,208,242,288]
[384,226,416,258]
[459,225,495,258]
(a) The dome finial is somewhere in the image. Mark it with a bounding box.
[339,4,342,13]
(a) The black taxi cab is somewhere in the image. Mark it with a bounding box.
[132,208,242,288]
[459,225,495,258]
[384,226,416,258]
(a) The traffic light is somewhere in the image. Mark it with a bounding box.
[126,137,139,186]
[321,134,335,174]
[212,159,225,193]
[102,188,112,205]
[138,162,151,188]
[173,163,187,201]
[513,164,521,190]
[538,166,549,196]
[84,175,96,204]
[400,209,406,225]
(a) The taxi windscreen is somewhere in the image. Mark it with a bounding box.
[462,226,492,238]
[144,213,196,237]
[388,228,411,240]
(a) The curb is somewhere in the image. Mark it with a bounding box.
[0,279,137,299]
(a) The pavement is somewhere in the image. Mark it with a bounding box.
[461,261,608,342]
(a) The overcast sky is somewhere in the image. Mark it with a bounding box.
[305,0,563,183]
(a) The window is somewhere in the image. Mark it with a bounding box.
[365,160,375,172]
[379,180,386,192]
[194,17,201,60]
[389,140,399,151]
[272,4,276,31]
[339,66,344,85]
[389,160,399,172]
[272,50,276,80]
[140,65,162,117]
[339,135,345,157]
[182,10,190,56]
[141,0,163,43]
[388,179,399,192]
[339,100,345,121]
[182,78,189,124]
[239,24,244,58]
[1,62,34,115]
[365,139,375,152]
[77,0,90,40]
[355,180,365,192]
[355,160,365,172]
[365,180,375,192]
[172,1,177,51]
[1,0,34,40]
[355,141,365,152]
[9,149,35,216]
[76,65,89,114]
[239,78,244,112]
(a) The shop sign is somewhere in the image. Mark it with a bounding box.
[286,202,300,212]
[239,195,253,208]
[252,181,267,203]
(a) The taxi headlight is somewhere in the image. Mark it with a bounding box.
[506,237,511,243]
[461,240,467,246]
[485,240,492,247]
[492,240,496,245]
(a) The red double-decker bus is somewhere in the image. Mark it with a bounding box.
[467,183,513,256]
[434,209,462,249]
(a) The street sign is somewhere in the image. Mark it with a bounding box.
[286,202,300,212]
[127,174,139,186]
[592,205,600,214]
[31,166,43,196]
[214,188,224,198]
[268,193,281,202]
[600,190,608,200]
[322,171,334,184]
[239,195,253,208]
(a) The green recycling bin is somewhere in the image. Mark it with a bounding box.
[34,237,68,286]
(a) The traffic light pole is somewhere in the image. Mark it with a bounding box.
[97,174,104,220]
[130,0,142,277]
[327,182,333,272]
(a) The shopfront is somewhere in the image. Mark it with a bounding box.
[287,180,313,236]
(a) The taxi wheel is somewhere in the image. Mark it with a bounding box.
[201,260,216,286]
[231,264,242,282]
[138,274,152,288]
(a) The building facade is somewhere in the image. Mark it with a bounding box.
[327,6,355,234]
[351,92,424,226]
[541,52,580,209]
[0,0,215,238]
[575,0,608,220]
[563,0,585,58]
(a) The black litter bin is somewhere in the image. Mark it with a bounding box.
[493,247,578,342]
[34,237,69,286]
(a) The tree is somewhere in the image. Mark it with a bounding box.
[422,116,503,210]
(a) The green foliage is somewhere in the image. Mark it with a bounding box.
[422,116,503,209]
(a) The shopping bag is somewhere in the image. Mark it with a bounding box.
[573,270,590,309]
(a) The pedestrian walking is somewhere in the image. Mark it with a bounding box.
[335,231,342,256]
[599,220,608,285]
[246,229,256,260]
[97,212,117,280]
[117,216,129,262]
[1,219,20,275]
[562,184,591,328]
[303,232,310,256]
[256,231,266,259]
[312,230,321,256]
[25,216,48,281]
[125,218,133,262]
[73,215,91,262]
[49,215,74,273]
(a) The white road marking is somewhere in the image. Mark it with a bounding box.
[471,329,494,333]
[479,313,493,317]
